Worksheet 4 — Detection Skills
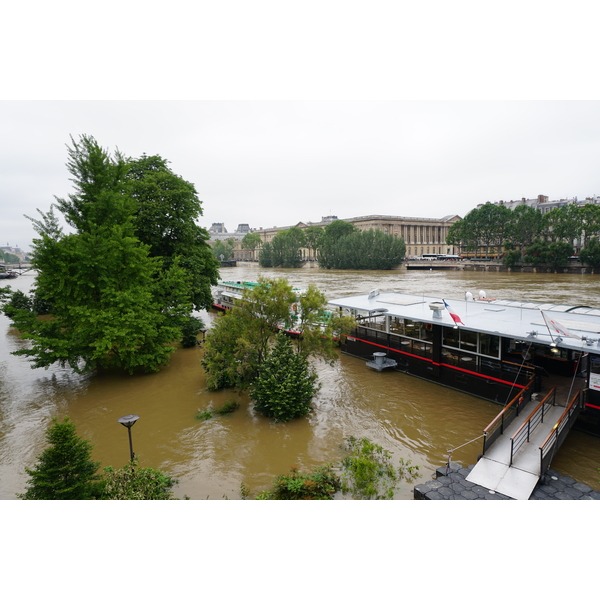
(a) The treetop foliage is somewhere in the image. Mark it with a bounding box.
[317,220,405,270]
[250,332,319,422]
[201,277,355,391]
[3,135,215,374]
[447,201,600,267]
[18,417,101,500]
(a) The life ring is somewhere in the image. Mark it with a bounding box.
[425,323,432,332]
[292,303,298,313]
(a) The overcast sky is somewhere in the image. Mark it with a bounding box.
[3,100,600,251]
[3,3,600,252]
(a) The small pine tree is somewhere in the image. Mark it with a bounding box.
[251,333,320,422]
[18,417,101,500]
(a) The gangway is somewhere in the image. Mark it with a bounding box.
[466,387,587,500]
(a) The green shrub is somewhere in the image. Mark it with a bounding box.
[339,436,419,499]
[251,333,319,422]
[180,315,205,348]
[98,458,177,500]
[212,399,240,415]
[196,410,213,420]
[256,464,340,500]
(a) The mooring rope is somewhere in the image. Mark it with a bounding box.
[445,433,486,474]
[502,340,534,408]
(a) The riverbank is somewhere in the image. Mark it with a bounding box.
[414,462,600,500]
[405,260,597,274]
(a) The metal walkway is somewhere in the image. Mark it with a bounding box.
[466,386,586,500]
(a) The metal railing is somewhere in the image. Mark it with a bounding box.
[482,380,534,455]
[539,389,587,475]
[509,387,556,465]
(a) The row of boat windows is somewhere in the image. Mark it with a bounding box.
[361,316,501,359]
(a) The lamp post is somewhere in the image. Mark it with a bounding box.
[117,414,140,462]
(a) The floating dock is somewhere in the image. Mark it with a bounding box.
[414,462,600,500]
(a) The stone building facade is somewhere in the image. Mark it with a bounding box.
[488,194,600,215]
[233,214,461,261]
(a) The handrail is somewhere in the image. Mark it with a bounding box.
[509,386,556,465]
[501,360,536,373]
[540,389,585,459]
[481,380,534,455]
[483,386,529,435]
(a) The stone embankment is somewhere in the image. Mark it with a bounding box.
[404,261,596,274]
[414,462,600,500]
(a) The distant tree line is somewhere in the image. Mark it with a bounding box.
[1,249,20,264]
[258,220,406,270]
[446,202,600,268]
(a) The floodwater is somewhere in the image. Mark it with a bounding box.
[2,265,600,500]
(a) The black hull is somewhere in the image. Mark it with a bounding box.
[340,332,600,435]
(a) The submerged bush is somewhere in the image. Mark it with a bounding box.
[256,464,340,500]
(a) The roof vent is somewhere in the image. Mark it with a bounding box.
[429,302,444,318]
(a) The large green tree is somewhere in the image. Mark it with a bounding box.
[8,135,198,374]
[316,220,357,268]
[317,223,404,269]
[241,232,262,258]
[126,154,219,311]
[524,239,573,269]
[260,227,306,268]
[580,237,600,268]
[506,205,543,260]
[18,417,101,500]
[543,204,583,244]
[201,277,355,391]
[303,225,324,261]
[211,238,235,261]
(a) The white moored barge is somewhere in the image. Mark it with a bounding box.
[328,289,600,436]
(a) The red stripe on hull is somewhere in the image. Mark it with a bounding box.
[349,336,527,389]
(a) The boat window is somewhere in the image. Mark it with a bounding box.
[443,326,459,348]
[479,333,500,358]
[403,319,422,338]
[459,329,477,352]
[390,317,405,335]
[443,327,500,359]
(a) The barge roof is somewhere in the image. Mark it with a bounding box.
[328,291,600,355]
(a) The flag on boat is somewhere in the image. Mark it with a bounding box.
[443,299,464,325]
[541,311,581,340]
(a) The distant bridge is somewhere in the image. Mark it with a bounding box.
[4,263,35,274]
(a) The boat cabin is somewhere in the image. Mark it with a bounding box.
[328,290,600,434]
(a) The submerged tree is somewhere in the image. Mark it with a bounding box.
[4,136,212,374]
[126,154,219,312]
[251,332,320,422]
[316,221,404,269]
[260,227,306,268]
[18,417,101,500]
[339,436,419,500]
[201,277,355,391]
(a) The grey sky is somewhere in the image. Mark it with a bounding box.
[3,3,600,252]
[2,100,600,251]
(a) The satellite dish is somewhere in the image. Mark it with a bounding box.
[479,290,487,299]
[465,291,474,302]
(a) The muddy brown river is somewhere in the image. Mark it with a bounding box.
[2,265,600,499]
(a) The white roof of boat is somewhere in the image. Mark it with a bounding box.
[328,292,600,355]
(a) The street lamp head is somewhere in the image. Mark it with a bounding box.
[118,414,140,428]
